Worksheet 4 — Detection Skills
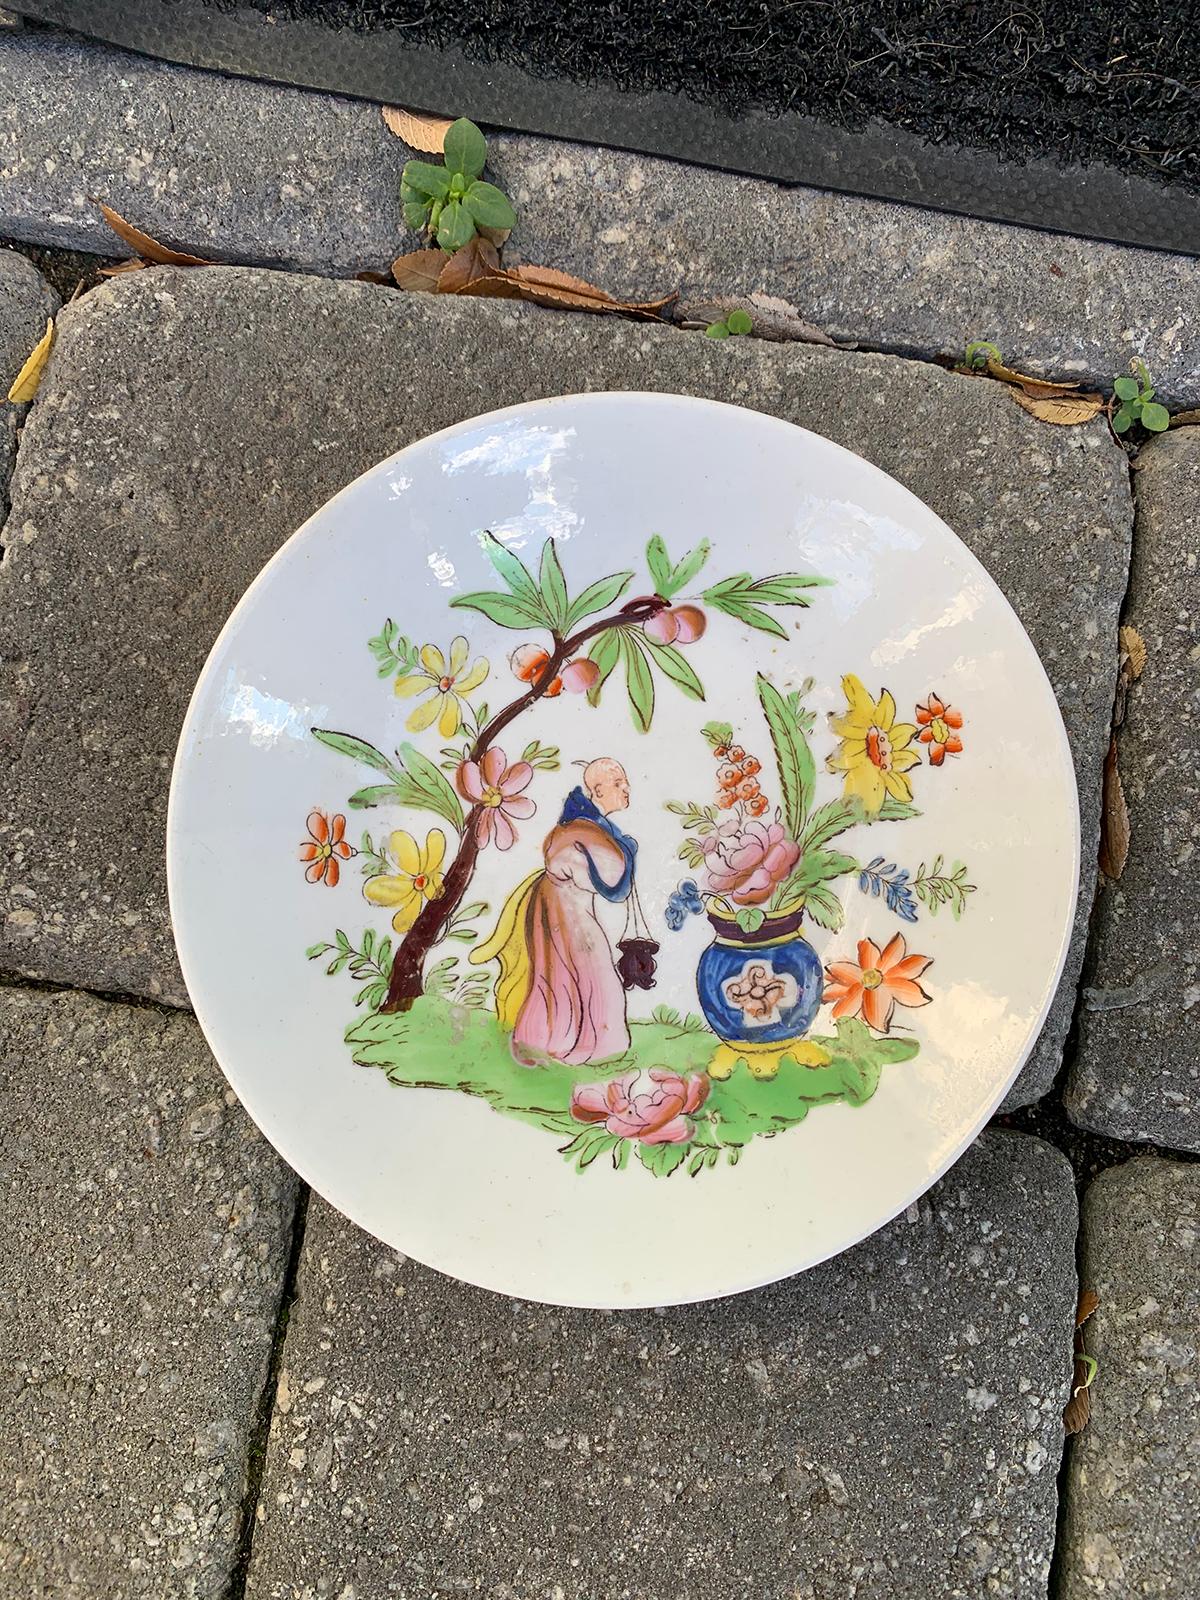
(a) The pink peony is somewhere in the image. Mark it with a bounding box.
[701,817,800,906]
[571,1069,709,1145]
[456,746,535,851]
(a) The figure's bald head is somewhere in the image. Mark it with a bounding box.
[584,758,630,815]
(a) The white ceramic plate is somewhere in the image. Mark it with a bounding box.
[168,393,1078,1308]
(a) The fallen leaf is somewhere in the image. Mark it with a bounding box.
[1010,389,1105,425]
[95,202,213,266]
[97,258,150,278]
[354,269,393,285]
[1098,735,1130,879]
[381,106,454,153]
[437,235,502,293]
[1063,1289,1100,1435]
[678,292,837,346]
[6,318,54,403]
[475,223,513,250]
[504,265,673,318]
[390,248,449,292]
[1119,625,1147,681]
[987,356,1083,397]
[1169,407,1200,428]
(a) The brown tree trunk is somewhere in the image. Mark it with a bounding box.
[379,594,667,1013]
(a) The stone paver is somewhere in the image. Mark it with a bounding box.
[1059,1157,1200,1599]
[245,1132,1075,1599]
[3,31,1200,406]
[1066,428,1200,1147]
[0,987,298,1597]
[0,245,57,517]
[0,266,1129,1103]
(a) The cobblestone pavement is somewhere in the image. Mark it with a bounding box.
[1,21,1197,1598]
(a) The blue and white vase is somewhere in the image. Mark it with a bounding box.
[696,909,824,1047]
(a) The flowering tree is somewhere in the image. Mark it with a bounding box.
[312,530,828,1012]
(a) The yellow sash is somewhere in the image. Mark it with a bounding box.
[468,870,541,1029]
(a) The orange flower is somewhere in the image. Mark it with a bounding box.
[299,809,355,887]
[823,933,932,1033]
[916,693,964,766]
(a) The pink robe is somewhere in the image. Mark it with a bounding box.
[513,820,630,1066]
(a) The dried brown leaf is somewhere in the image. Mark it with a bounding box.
[95,202,213,266]
[677,292,837,346]
[97,257,150,278]
[1076,1289,1100,1329]
[504,265,673,318]
[355,269,393,285]
[381,105,454,152]
[1064,1289,1101,1435]
[1010,389,1105,426]
[6,318,54,403]
[390,248,448,293]
[986,356,1082,397]
[1169,407,1200,428]
[1119,625,1147,681]
[437,235,502,293]
[1099,735,1130,879]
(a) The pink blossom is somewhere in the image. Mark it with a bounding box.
[571,1069,710,1145]
[455,746,536,851]
[701,817,800,906]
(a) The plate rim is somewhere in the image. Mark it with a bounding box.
[167,389,1081,1306]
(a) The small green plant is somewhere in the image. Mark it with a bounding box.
[963,339,1002,370]
[1113,360,1169,434]
[705,308,753,340]
[400,118,517,253]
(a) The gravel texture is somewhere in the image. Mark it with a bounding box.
[1059,1156,1200,1599]
[1066,427,1200,1148]
[0,267,1130,1105]
[0,244,57,518]
[2,32,1200,405]
[245,1132,1076,1600]
[0,987,298,1597]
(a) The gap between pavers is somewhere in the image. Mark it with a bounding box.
[0,265,1131,1107]
[1058,1156,1200,1598]
[3,29,1200,406]
[0,244,57,519]
[242,1131,1076,1600]
[0,984,299,1599]
[1065,426,1200,1151]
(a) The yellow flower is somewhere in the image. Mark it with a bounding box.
[394,636,488,737]
[363,829,446,932]
[827,674,920,814]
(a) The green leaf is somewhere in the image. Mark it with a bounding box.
[756,674,815,835]
[713,597,789,639]
[801,882,844,932]
[462,180,516,229]
[348,783,409,809]
[637,1141,690,1178]
[478,530,544,610]
[564,570,634,631]
[450,590,544,628]
[705,321,730,339]
[735,906,765,933]
[790,849,858,890]
[621,632,655,733]
[397,741,465,831]
[638,633,705,700]
[726,308,753,335]
[538,539,569,631]
[436,198,476,253]
[1141,401,1170,432]
[877,795,921,823]
[669,539,712,594]
[312,729,404,783]
[1113,375,1140,402]
[646,534,673,594]
[402,159,453,200]
[1112,407,1133,434]
[585,628,622,706]
[403,198,432,231]
[443,117,487,180]
[306,941,331,960]
[800,796,866,851]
